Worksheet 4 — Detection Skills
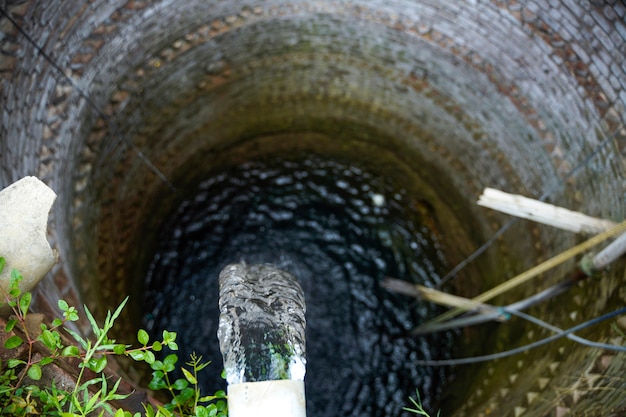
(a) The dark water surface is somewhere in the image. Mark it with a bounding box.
[143,154,454,416]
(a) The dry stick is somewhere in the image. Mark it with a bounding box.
[381,278,500,317]
[413,218,626,334]
[477,188,616,234]
[383,270,587,335]
[408,271,585,335]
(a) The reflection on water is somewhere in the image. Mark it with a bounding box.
[143,153,454,416]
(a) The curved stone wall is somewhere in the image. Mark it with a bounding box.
[1,1,625,416]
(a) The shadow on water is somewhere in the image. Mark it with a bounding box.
[143,153,456,416]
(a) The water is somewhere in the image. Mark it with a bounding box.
[143,153,454,416]
[217,262,307,384]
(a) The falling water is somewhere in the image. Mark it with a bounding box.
[217,262,307,384]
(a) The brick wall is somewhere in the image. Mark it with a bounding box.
[1,1,625,416]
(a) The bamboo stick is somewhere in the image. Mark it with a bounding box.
[408,273,581,335]
[381,277,499,316]
[414,218,626,332]
[477,188,616,234]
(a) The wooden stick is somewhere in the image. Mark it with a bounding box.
[381,277,499,316]
[408,271,584,335]
[477,188,616,234]
[414,219,626,332]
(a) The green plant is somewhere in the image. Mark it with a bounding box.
[0,256,227,417]
[403,389,440,417]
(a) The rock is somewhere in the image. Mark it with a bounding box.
[0,177,57,297]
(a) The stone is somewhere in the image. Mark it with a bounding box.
[0,177,57,297]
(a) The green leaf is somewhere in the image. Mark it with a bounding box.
[152,341,162,352]
[36,389,48,402]
[172,378,188,391]
[77,375,105,391]
[113,344,127,355]
[10,267,22,281]
[144,350,156,365]
[19,291,31,316]
[84,305,101,338]
[52,318,63,327]
[182,367,197,384]
[58,299,69,311]
[4,335,23,349]
[196,406,209,417]
[162,330,176,343]
[150,360,164,371]
[148,377,167,391]
[199,395,217,402]
[164,353,178,366]
[157,405,175,417]
[8,359,26,368]
[85,388,102,413]
[5,318,17,332]
[199,390,226,403]
[137,329,149,345]
[195,359,211,372]
[0,256,5,273]
[88,356,108,373]
[40,329,61,350]
[40,357,54,366]
[65,307,79,322]
[27,364,42,381]
[65,328,89,350]
[128,351,145,361]
[175,387,195,404]
[98,343,122,351]
[62,345,80,357]
[106,378,131,401]
[9,269,22,298]
[142,404,156,417]
[104,296,128,331]
[167,341,179,351]
[115,409,126,417]
[163,354,177,372]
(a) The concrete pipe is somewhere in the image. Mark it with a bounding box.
[1,1,625,416]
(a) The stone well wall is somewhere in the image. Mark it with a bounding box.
[1,1,625,416]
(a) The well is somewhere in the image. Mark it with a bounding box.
[1,1,625,416]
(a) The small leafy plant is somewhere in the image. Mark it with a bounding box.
[0,256,227,416]
[403,389,440,417]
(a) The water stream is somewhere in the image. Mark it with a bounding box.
[143,153,455,416]
[217,262,307,384]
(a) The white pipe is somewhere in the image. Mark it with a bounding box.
[593,231,626,270]
[227,380,306,417]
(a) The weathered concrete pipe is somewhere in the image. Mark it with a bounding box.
[1,1,625,416]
